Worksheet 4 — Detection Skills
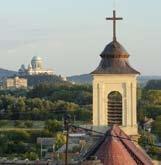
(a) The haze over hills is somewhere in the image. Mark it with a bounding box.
[67,74,161,86]
[67,74,92,84]
[0,68,17,79]
[0,67,161,86]
[0,68,66,87]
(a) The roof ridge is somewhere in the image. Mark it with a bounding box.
[83,125,153,165]
[110,125,153,165]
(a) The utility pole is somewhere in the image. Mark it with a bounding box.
[64,114,70,165]
[41,138,43,160]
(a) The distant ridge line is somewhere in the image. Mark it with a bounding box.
[67,74,161,85]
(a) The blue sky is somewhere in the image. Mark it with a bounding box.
[0,0,161,76]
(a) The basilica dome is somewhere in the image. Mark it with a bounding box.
[31,56,43,69]
[18,56,54,76]
[32,56,43,62]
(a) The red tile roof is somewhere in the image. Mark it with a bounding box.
[84,125,153,165]
[96,136,137,165]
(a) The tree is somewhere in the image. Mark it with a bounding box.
[73,109,92,122]
[44,120,62,134]
[151,116,161,141]
[24,121,33,128]
[24,152,39,160]
[0,134,8,155]
[16,97,26,112]
[142,90,161,105]
[148,146,161,160]
[7,130,30,142]
[7,141,28,154]
[139,131,156,147]
[0,120,7,128]
[14,120,23,127]
[55,132,66,151]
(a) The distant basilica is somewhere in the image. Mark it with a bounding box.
[18,56,54,76]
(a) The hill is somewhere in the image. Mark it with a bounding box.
[20,75,68,87]
[67,74,92,84]
[0,68,17,79]
[67,74,161,86]
[0,68,68,87]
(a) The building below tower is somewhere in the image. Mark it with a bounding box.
[18,56,54,76]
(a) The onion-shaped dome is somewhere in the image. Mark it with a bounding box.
[91,40,140,74]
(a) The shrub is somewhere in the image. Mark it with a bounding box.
[24,152,39,160]
[44,120,62,134]
[0,120,8,128]
[24,121,33,128]
[7,130,30,142]
[14,120,22,127]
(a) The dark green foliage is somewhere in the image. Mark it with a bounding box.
[0,83,92,121]
[148,146,161,160]
[0,89,28,97]
[0,120,8,127]
[6,130,30,142]
[20,75,68,87]
[138,88,161,121]
[7,141,28,154]
[14,120,23,127]
[23,152,39,160]
[139,131,156,147]
[151,116,161,141]
[0,134,8,155]
[142,89,161,105]
[137,83,161,160]
[70,109,92,122]
[24,120,33,128]
[138,105,161,120]
[28,83,92,105]
[0,129,51,157]
[44,119,62,134]
[0,83,93,158]
[0,131,30,155]
[139,131,161,160]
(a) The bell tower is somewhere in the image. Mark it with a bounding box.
[92,10,140,136]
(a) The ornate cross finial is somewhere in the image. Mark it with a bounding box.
[106,10,123,41]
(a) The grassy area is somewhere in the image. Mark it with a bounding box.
[0,128,41,131]
[0,120,90,131]
[0,120,44,129]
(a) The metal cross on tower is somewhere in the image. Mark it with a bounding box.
[106,10,123,41]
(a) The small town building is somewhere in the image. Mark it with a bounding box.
[3,76,27,89]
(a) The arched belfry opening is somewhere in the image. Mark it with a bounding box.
[108,91,122,126]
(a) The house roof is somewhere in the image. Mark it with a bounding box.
[83,125,153,165]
